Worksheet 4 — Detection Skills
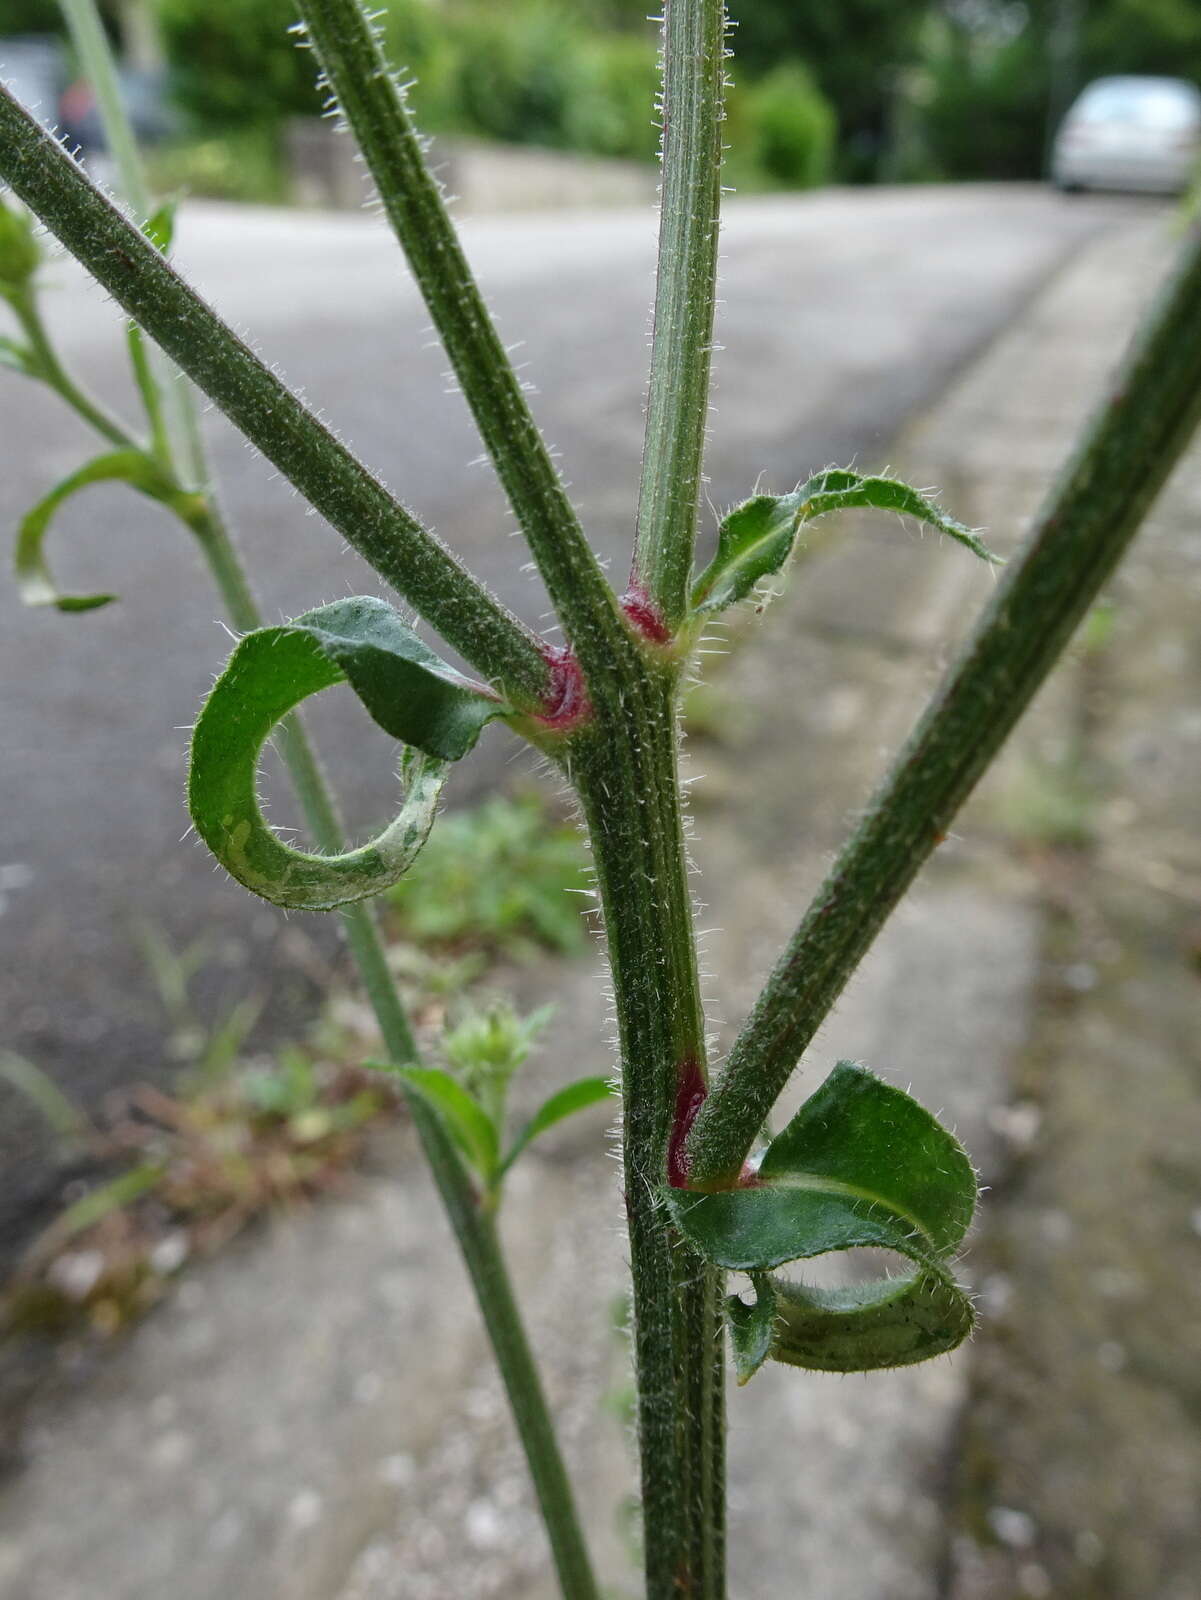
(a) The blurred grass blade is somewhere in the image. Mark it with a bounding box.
[0,334,38,377]
[0,1051,95,1146]
[500,1077,615,1178]
[22,1163,166,1271]
[690,470,998,617]
[142,199,177,254]
[127,200,179,467]
[133,920,212,1028]
[195,994,265,1084]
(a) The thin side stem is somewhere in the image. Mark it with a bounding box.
[7,285,137,449]
[58,0,203,485]
[0,83,550,707]
[631,0,726,630]
[124,322,171,466]
[570,650,724,1600]
[188,497,601,1600]
[296,0,625,679]
[688,214,1201,1187]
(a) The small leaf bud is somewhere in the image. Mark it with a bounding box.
[0,193,41,294]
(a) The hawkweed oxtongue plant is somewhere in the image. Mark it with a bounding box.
[5,1,1201,1595]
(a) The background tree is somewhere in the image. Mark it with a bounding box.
[728,0,927,178]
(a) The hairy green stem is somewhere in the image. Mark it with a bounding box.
[555,8,729,1588]
[632,0,727,630]
[296,0,625,679]
[282,720,600,1600]
[0,84,550,706]
[569,646,724,1600]
[688,214,1201,1187]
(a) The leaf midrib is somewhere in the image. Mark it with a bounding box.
[758,1169,935,1250]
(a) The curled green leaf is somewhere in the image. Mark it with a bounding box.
[189,597,505,910]
[690,469,1000,618]
[728,1264,973,1382]
[667,1061,977,1375]
[725,1271,776,1384]
[14,448,181,611]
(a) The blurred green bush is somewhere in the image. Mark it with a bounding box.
[912,17,1051,182]
[737,62,835,188]
[146,0,832,192]
[158,0,322,130]
[144,127,290,206]
[9,0,1201,190]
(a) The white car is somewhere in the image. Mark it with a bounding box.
[1052,75,1201,194]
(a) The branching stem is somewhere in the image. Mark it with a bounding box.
[4,10,597,1582]
[552,8,730,1590]
[191,500,598,1600]
[6,284,136,450]
[570,651,723,1600]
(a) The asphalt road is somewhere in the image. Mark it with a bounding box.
[0,183,1130,1252]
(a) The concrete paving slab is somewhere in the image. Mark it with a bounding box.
[900,209,1201,1600]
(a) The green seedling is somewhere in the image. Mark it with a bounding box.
[381,999,613,1209]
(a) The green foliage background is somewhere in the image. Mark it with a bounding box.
[4,0,1201,187]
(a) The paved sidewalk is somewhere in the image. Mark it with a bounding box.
[0,207,1189,1599]
[917,222,1201,1600]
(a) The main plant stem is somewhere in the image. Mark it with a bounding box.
[568,650,725,1600]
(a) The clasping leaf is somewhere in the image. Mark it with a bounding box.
[689,469,1000,620]
[188,596,506,910]
[667,1061,977,1378]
